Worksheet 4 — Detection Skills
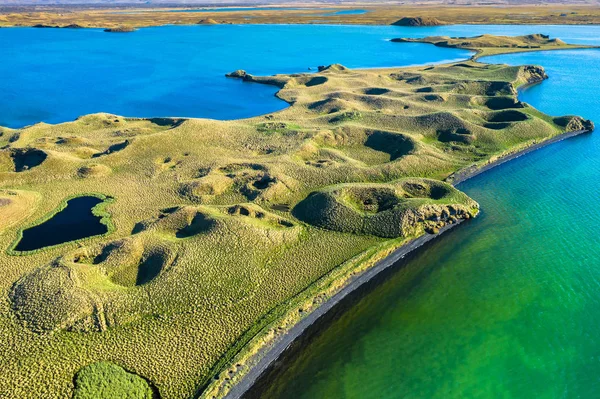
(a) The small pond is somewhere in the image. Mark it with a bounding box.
[14,196,109,252]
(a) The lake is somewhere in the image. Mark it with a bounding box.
[14,196,108,252]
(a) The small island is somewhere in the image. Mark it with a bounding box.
[392,16,445,26]
[103,26,137,33]
[392,33,597,58]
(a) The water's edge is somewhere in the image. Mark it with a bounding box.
[220,127,591,399]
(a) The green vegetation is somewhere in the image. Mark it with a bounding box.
[73,362,156,399]
[0,36,593,399]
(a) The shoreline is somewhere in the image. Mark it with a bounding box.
[223,221,464,399]
[449,128,590,185]
[220,127,591,399]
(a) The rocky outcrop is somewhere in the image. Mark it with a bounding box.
[554,116,595,132]
[198,18,219,25]
[392,17,444,27]
[225,70,248,78]
[518,65,548,84]
[104,26,136,33]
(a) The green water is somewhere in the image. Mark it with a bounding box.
[257,49,600,398]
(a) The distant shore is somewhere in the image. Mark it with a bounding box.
[217,126,592,399]
[3,3,600,29]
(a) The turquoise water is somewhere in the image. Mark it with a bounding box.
[326,10,368,16]
[254,49,600,398]
[114,7,315,13]
[114,7,368,15]
[3,24,599,128]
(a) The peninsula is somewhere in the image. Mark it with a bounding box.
[0,35,593,399]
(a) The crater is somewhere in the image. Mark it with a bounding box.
[92,140,130,158]
[483,97,524,110]
[486,110,529,123]
[402,181,449,200]
[343,186,400,214]
[176,212,216,238]
[437,127,475,144]
[363,88,390,95]
[9,148,47,172]
[364,130,416,161]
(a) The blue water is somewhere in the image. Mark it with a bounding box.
[15,196,107,252]
[1,24,599,129]
[0,25,478,128]
[251,43,600,399]
[115,7,316,13]
[325,10,368,16]
[114,7,369,15]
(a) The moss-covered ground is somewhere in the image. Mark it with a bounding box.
[0,36,593,399]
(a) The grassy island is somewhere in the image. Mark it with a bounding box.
[392,33,598,59]
[0,35,593,399]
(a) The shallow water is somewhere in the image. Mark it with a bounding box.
[15,196,108,251]
[254,49,600,398]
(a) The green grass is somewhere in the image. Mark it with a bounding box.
[73,362,155,399]
[0,35,594,399]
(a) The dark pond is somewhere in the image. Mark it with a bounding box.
[14,196,108,251]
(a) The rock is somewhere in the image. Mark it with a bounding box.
[519,65,548,84]
[103,26,136,33]
[225,70,248,78]
[392,17,444,27]
[565,116,595,132]
[198,18,219,25]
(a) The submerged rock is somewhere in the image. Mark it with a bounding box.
[104,26,136,33]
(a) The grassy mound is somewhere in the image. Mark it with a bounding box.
[73,362,156,399]
[179,175,233,200]
[392,17,444,26]
[293,179,477,238]
[10,262,96,333]
[0,190,39,233]
[78,164,112,178]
